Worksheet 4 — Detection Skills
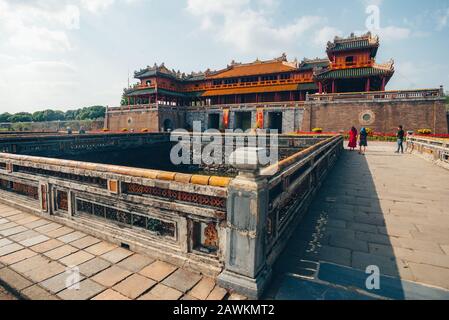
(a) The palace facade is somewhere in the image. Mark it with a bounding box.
[105,33,447,134]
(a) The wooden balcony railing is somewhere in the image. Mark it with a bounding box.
[182,77,314,92]
[125,77,315,95]
[329,59,375,70]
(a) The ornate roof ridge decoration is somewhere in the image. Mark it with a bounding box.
[300,57,330,66]
[135,53,303,81]
[332,31,378,44]
[299,58,330,72]
[327,31,380,52]
[206,54,298,78]
[134,63,208,81]
[302,57,329,62]
[373,59,395,71]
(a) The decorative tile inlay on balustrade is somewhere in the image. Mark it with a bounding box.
[0,178,39,200]
[122,183,226,210]
[56,190,69,212]
[15,165,108,189]
[75,198,176,238]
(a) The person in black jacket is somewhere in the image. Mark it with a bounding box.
[395,125,405,154]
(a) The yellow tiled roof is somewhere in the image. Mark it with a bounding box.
[208,61,297,79]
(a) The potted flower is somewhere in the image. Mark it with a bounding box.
[417,129,432,135]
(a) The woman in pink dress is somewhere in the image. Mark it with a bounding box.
[348,126,357,151]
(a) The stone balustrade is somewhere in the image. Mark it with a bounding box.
[0,132,344,298]
[407,136,449,170]
[307,88,443,102]
[217,135,343,298]
[0,152,229,276]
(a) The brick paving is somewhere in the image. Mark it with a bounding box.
[268,142,449,299]
[0,205,238,300]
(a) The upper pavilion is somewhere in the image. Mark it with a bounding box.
[314,32,395,93]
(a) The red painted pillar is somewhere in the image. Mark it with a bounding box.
[366,78,371,92]
[318,82,323,94]
[332,80,335,93]
[381,77,386,91]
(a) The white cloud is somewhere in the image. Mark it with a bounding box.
[437,7,449,30]
[357,0,416,42]
[9,27,72,52]
[80,0,115,13]
[79,0,143,13]
[362,0,383,6]
[0,57,79,112]
[389,60,448,90]
[0,0,79,52]
[186,0,338,56]
[314,27,343,47]
[376,26,411,41]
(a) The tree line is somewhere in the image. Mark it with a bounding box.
[0,106,106,123]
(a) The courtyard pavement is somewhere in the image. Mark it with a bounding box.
[2,142,449,300]
[266,142,449,300]
[0,284,16,300]
[0,206,243,300]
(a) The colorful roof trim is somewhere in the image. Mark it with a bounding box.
[314,66,394,80]
[326,32,379,57]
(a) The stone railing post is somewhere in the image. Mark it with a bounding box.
[217,147,271,299]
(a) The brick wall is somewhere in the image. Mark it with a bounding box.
[301,99,448,134]
[107,109,160,132]
[158,108,186,131]
[107,107,188,132]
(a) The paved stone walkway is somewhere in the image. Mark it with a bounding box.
[267,142,449,300]
[0,284,16,300]
[0,205,244,300]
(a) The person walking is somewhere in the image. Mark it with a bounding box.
[395,125,405,154]
[359,127,368,155]
[348,126,358,151]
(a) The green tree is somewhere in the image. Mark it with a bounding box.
[64,109,79,120]
[0,106,105,123]
[75,106,105,120]
[8,112,33,123]
[32,109,65,122]
[32,111,45,122]
[0,113,12,123]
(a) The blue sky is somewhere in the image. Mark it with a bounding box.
[0,0,448,113]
